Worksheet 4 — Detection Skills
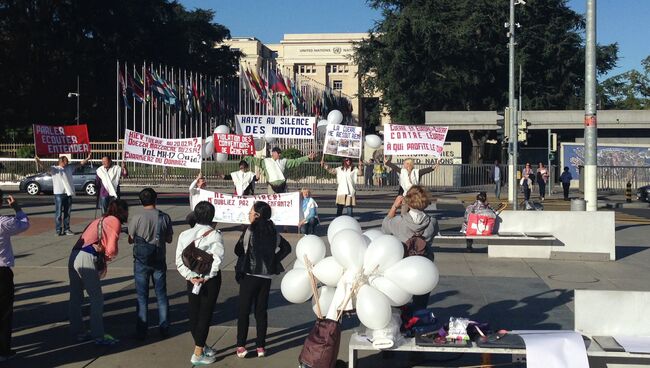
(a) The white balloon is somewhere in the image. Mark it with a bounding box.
[356,285,392,330]
[313,256,344,287]
[280,269,313,304]
[327,110,344,125]
[296,235,326,266]
[293,259,306,269]
[363,235,404,275]
[264,133,276,145]
[203,137,214,159]
[365,134,383,149]
[369,275,412,307]
[327,215,362,245]
[384,257,440,296]
[215,153,228,162]
[214,125,229,134]
[317,119,329,128]
[312,286,336,317]
[363,228,385,243]
[331,229,367,270]
[253,138,265,151]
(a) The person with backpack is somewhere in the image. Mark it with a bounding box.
[381,185,438,310]
[175,201,224,365]
[127,188,173,340]
[68,199,128,345]
[234,201,291,358]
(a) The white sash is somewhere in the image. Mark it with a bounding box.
[231,170,255,195]
[97,165,121,197]
[336,167,357,196]
[61,166,75,196]
[264,158,286,183]
[399,168,420,193]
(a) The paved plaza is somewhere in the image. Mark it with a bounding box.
[1,186,649,367]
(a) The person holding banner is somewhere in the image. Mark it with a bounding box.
[245,147,316,194]
[189,172,207,209]
[322,158,363,217]
[95,155,128,214]
[384,157,440,196]
[223,160,259,196]
[35,152,92,236]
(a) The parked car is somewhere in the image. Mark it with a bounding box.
[19,165,98,196]
[637,185,650,202]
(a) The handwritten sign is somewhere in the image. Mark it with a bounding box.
[384,124,449,156]
[123,129,202,169]
[33,124,90,155]
[193,189,300,226]
[323,124,362,158]
[214,133,255,156]
[235,114,315,139]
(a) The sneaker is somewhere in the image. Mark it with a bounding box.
[190,352,216,365]
[203,345,217,357]
[76,331,92,342]
[0,350,16,362]
[64,229,75,235]
[95,334,119,345]
[57,231,64,236]
[256,347,266,357]
[236,347,247,358]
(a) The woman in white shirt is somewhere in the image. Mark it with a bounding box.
[188,172,207,209]
[384,157,440,196]
[175,201,224,366]
[322,157,363,217]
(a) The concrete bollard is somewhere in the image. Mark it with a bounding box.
[571,198,586,211]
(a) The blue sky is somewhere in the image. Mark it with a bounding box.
[181,0,649,78]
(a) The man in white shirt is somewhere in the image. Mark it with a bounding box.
[95,155,128,214]
[35,153,91,235]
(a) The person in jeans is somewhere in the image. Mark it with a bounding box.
[35,153,91,235]
[559,167,573,201]
[128,188,173,340]
[382,186,438,310]
[0,191,30,362]
[299,188,319,235]
[235,201,291,358]
[68,199,128,345]
[536,162,549,201]
[490,160,503,200]
[95,155,128,214]
[175,201,224,365]
[322,157,363,217]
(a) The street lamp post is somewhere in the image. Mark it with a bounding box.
[67,75,80,125]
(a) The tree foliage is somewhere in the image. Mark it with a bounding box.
[600,56,650,110]
[355,0,619,124]
[0,0,240,140]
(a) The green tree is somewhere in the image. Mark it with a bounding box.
[600,56,650,110]
[0,0,240,140]
[355,0,619,162]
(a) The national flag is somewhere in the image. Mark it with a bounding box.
[119,70,131,109]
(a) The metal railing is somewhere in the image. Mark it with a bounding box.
[1,158,647,193]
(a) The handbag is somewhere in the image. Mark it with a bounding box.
[298,319,341,368]
[466,211,496,236]
[181,229,215,275]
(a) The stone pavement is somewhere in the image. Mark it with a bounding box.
[0,187,649,367]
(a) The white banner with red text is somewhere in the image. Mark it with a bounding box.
[193,189,301,226]
[384,124,449,156]
[123,129,202,169]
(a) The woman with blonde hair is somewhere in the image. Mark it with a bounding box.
[382,185,438,310]
[322,157,363,217]
[384,157,440,195]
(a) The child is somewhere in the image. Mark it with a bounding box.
[299,188,319,235]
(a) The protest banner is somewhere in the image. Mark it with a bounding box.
[235,114,315,139]
[384,124,449,156]
[33,124,90,156]
[193,189,300,226]
[214,133,255,156]
[123,129,202,169]
[323,124,363,158]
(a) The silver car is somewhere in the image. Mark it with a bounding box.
[19,165,98,196]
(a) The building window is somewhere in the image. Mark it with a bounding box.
[332,80,343,90]
[327,64,349,74]
[296,64,316,74]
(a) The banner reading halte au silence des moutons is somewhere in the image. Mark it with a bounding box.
[123,129,203,169]
[235,114,316,139]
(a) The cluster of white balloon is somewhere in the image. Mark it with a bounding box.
[281,216,440,330]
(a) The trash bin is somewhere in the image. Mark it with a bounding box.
[571,198,586,211]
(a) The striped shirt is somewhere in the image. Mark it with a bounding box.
[0,211,30,267]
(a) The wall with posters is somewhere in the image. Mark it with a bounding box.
[561,142,650,180]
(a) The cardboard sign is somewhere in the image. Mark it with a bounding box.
[214,133,255,156]
[33,124,90,155]
[384,124,449,156]
[193,189,300,226]
[323,124,362,158]
[123,129,202,169]
[235,114,315,139]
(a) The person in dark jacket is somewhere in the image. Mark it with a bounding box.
[234,201,291,358]
[382,185,438,310]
